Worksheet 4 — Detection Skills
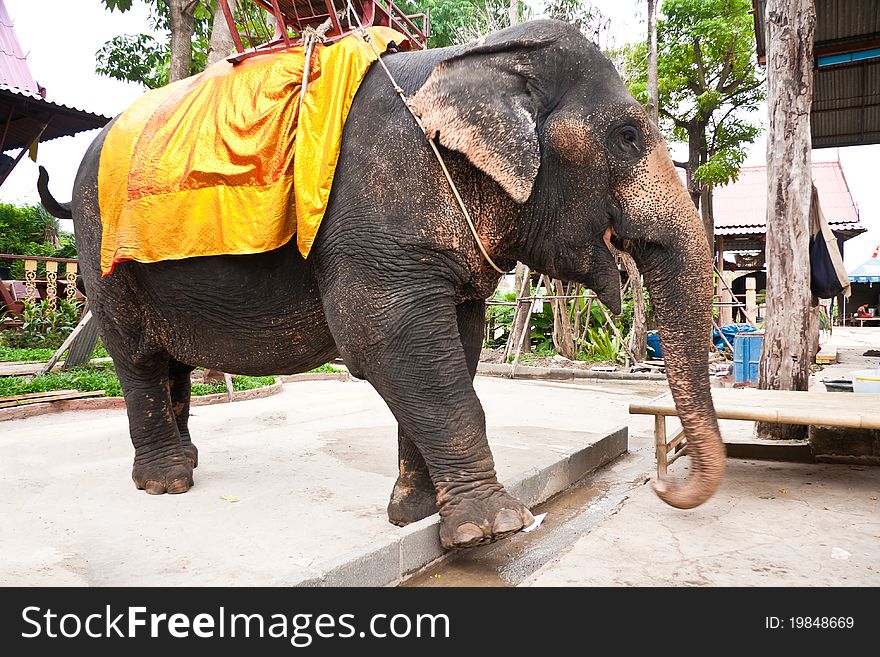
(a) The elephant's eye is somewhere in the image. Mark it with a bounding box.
[609,124,644,160]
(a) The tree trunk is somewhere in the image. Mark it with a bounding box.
[208,0,237,66]
[621,252,647,361]
[685,125,703,210]
[551,279,575,359]
[509,263,531,356]
[508,0,519,27]
[700,184,714,251]
[756,0,815,440]
[165,0,197,82]
[646,0,659,126]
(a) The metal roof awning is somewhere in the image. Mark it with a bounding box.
[0,85,111,153]
[753,0,880,148]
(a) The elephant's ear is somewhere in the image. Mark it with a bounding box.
[408,38,554,203]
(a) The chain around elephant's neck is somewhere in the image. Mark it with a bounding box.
[356,30,508,275]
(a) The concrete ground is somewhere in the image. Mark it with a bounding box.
[0,375,660,586]
[519,326,880,587]
[3,328,878,587]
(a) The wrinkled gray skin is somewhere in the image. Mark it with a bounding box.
[43,19,724,550]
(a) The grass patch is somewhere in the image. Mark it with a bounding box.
[0,338,110,363]
[0,364,276,399]
[0,345,58,363]
[307,363,344,373]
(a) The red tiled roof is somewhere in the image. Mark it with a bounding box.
[711,162,864,236]
[0,0,42,98]
[0,0,110,153]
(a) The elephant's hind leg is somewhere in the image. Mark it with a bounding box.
[116,353,194,494]
[387,429,436,526]
[169,359,198,469]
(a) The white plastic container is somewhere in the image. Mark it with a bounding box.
[851,369,880,393]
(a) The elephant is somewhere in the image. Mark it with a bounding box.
[39,19,724,550]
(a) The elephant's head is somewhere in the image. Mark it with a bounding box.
[410,19,724,509]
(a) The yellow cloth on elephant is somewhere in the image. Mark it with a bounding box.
[98,28,403,276]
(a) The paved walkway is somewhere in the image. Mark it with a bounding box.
[0,375,662,586]
[522,326,880,587]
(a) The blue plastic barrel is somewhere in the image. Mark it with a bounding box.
[646,332,662,359]
[733,333,764,384]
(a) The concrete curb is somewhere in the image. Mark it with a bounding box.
[295,425,628,587]
[279,372,353,383]
[0,377,284,422]
[476,362,667,382]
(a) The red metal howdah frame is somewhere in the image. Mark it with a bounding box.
[219,0,430,59]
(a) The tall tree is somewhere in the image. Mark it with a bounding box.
[646,0,658,125]
[756,0,815,440]
[97,1,216,88]
[622,0,765,246]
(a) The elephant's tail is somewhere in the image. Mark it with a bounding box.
[37,166,73,219]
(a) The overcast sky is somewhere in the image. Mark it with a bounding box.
[2,0,878,268]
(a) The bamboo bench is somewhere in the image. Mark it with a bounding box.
[629,388,880,477]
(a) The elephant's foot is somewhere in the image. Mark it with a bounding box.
[180,439,199,469]
[387,476,437,526]
[437,484,534,550]
[132,453,194,495]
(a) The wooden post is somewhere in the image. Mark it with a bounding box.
[551,279,576,359]
[23,259,37,304]
[654,414,667,477]
[621,253,647,361]
[746,277,758,323]
[65,262,78,303]
[45,261,58,311]
[757,0,816,440]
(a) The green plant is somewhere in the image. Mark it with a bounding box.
[0,364,276,399]
[584,326,625,364]
[485,291,517,348]
[3,300,83,349]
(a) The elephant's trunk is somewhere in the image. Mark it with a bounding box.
[624,143,725,509]
[643,241,725,508]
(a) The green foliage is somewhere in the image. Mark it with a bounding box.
[583,326,625,363]
[0,364,123,398]
[397,0,530,47]
[2,300,83,349]
[484,291,516,348]
[0,203,76,277]
[0,364,275,399]
[0,338,108,364]
[307,363,344,373]
[621,0,764,189]
[97,0,213,88]
[96,33,169,89]
[0,345,57,363]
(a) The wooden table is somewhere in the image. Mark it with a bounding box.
[629,388,880,477]
[846,316,880,327]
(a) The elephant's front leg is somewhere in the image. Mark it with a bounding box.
[326,282,532,548]
[387,299,486,527]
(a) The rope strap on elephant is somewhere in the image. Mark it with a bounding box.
[97,27,405,276]
[353,23,508,275]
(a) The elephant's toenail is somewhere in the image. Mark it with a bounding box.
[143,480,165,495]
[453,522,484,546]
[166,479,191,494]
[493,508,524,534]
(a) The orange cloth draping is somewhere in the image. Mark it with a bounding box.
[98,27,404,275]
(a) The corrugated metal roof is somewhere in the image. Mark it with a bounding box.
[710,161,865,237]
[0,86,111,151]
[752,0,880,148]
[0,0,42,97]
[0,0,110,153]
